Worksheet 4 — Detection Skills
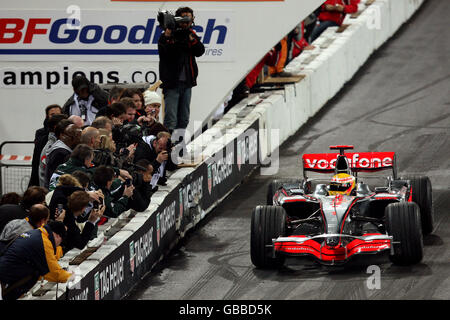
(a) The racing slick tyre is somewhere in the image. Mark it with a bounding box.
[267,179,303,205]
[385,202,423,265]
[404,175,433,235]
[250,205,286,269]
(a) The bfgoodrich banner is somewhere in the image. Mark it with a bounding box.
[0,9,234,61]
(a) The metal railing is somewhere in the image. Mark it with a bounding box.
[0,141,34,196]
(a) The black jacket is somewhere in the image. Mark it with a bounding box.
[127,175,154,212]
[48,185,83,220]
[62,210,95,253]
[62,83,109,116]
[133,139,162,172]
[45,147,72,189]
[0,204,28,234]
[158,28,205,90]
[29,119,50,187]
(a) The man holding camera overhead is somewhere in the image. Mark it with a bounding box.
[158,7,205,135]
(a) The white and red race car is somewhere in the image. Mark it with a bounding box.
[251,145,433,268]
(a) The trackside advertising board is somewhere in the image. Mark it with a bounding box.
[63,119,260,300]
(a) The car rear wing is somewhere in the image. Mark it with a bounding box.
[302,151,397,179]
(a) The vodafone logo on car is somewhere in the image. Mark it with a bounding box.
[303,152,395,170]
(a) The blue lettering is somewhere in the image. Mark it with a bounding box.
[202,19,227,45]
[129,19,155,44]
[79,25,102,44]
[49,18,78,44]
[104,25,127,44]
[46,17,227,47]
[152,26,164,44]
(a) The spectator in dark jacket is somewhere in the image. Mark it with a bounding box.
[62,75,109,126]
[0,204,50,245]
[38,113,69,187]
[92,166,133,219]
[134,131,170,171]
[127,159,154,212]
[28,104,63,187]
[60,190,104,253]
[48,144,95,191]
[45,122,82,189]
[137,131,178,187]
[0,186,47,234]
[48,174,84,220]
[158,6,205,132]
[0,192,22,206]
[0,221,71,300]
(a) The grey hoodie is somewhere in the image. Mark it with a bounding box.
[38,132,57,187]
[44,139,72,189]
[0,219,33,242]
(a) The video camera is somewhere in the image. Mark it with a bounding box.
[157,10,192,32]
[166,138,174,155]
[114,123,143,152]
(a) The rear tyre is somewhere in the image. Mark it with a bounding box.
[250,205,286,269]
[266,179,303,205]
[385,202,423,265]
[404,175,433,235]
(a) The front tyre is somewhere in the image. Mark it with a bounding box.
[385,202,423,265]
[250,205,286,269]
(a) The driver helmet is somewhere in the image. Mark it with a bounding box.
[329,173,356,196]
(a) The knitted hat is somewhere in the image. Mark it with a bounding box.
[143,91,162,106]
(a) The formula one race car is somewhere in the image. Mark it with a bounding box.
[251,145,433,268]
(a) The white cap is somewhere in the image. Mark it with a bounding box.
[143,91,162,106]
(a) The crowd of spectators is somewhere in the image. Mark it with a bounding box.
[224,1,358,113]
[0,74,178,300]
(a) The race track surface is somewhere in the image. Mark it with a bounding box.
[126,0,450,300]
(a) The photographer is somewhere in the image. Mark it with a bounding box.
[158,6,205,133]
[60,190,104,253]
[127,159,155,212]
[134,131,177,187]
[92,166,134,219]
[93,128,135,169]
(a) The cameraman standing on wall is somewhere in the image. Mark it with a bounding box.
[158,7,205,136]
